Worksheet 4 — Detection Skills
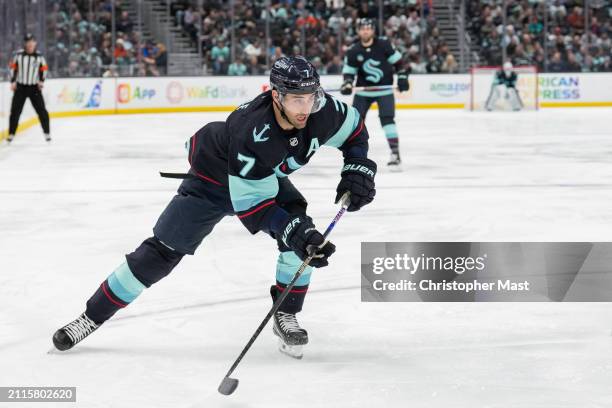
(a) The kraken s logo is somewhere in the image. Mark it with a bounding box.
[253,123,271,142]
[363,59,383,83]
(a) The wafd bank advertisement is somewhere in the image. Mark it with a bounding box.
[2,39,612,408]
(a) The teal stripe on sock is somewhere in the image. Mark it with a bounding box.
[276,252,312,286]
[107,261,146,303]
[382,123,398,139]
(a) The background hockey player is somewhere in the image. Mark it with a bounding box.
[341,18,409,170]
[485,61,523,111]
[52,56,377,359]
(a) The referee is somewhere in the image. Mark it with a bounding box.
[7,33,50,143]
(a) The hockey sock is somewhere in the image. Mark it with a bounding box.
[85,261,145,324]
[271,283,309,314]
[382,123,399,154]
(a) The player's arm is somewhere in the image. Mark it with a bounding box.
[320,95,376,212]
[341,47,358,95]
[39,55,48,83]
[228,135,334,266]
[384,39,409,92]
[494,70,504,86]
[228,139,287,236]
[9,53,18,89]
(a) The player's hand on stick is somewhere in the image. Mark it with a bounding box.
[340,80,353,96]
[280,214,336,267]
[335,157,377,212]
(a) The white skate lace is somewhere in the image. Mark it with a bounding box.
[276,312,303,334]
[63,314,98,343]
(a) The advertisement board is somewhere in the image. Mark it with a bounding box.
[1,73,611,139]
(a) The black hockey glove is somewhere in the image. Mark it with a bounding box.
[280,214,336,268]
[397,70,409,93]
[340,79,353,96]
[335,157,377,212]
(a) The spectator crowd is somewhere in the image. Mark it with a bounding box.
[168,0,458,75]
[38,0,611,77]
[45,0,167,77]
[468,0,611,72]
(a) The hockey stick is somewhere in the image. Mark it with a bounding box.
[159,171,193,179]
[218,192,352,396]
[325,84,397,93]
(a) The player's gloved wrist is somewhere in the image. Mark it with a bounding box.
[397,70,409,92]
[335,157,377,212]
[340,79,353,96]
[280,214,336,268]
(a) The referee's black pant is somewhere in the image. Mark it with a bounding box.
[9,84,50,135]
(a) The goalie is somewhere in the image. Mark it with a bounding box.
[485,62,523,111]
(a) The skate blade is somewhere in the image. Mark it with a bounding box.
[388,165,403,173]
[277,338,303,359]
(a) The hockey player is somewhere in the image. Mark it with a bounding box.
[485,61,523,111]
[341,18,409,170]
[52,56,377,358]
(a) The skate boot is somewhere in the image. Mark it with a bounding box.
[52,313,99,351]
[44,133,51,142]
[7,134,14,143]
[387,152,402,172]
[273,311,308,359]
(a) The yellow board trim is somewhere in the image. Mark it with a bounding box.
[3,101,611,141]
[0,107,237,140]
[395,103,465,109]
[0,117,40,140]
[540,101,612,108]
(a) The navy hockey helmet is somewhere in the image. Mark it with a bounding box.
[270,56,321,95]
[270,56,325,114]
[24,33,35,42]
[358,18,376,30]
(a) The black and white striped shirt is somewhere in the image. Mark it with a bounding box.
[9,49,48,85]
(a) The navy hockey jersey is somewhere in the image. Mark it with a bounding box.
[187,91,370,236]
[493,70,518,88]
[342,37,403,95]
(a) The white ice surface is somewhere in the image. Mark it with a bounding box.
[1,109,612,408]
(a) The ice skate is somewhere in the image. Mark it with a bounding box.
[52,313,99,351]
[273,311,308,359]
[387,152,402,172]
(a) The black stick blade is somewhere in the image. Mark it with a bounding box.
[218,377,239,395]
